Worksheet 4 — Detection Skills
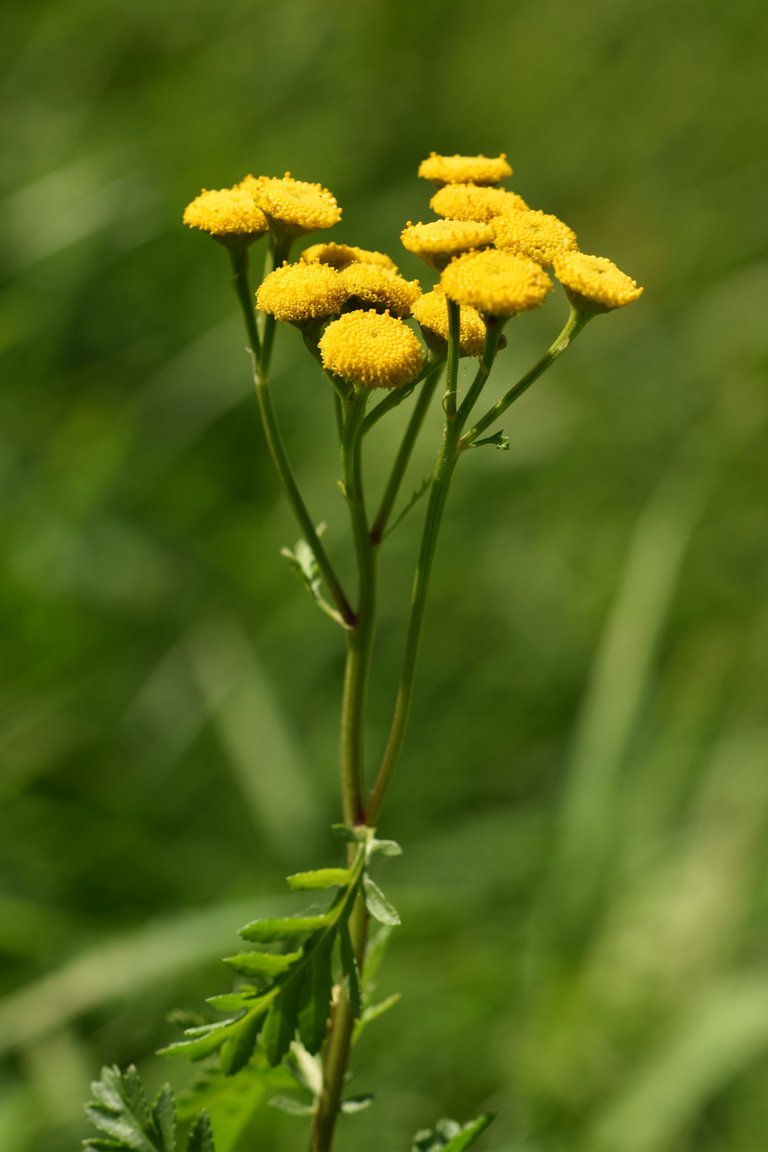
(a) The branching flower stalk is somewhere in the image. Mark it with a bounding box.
[84,156,642,1152]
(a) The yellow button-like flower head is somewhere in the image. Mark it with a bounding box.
[319,310,425,390]
[301,242,397,271]
[401,219,494,270]
[239,173,341,237]
[430,184,528,223]
[552,252,644,313]
[441,250,552,318]
[183,188,269,243]
[411,288,487,357]
[256,262,346,324]
[418,152,513,186]
[493,209,578,267]
[340,264,421,317]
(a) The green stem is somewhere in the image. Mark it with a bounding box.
[309,891,367,1152]
[460,306,590,448]
[311,394,376,1151]
[445,299,461,418]
[456,318,505,430]
[366,319,463,824]
[369,362,443,544]
[229,247,355,628]
[338,390,376,826]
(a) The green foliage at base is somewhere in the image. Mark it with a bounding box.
[84,1066,213,1152]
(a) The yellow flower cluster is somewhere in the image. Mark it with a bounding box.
[185,152,643,393]
[402,151,643,317]
[319,310,425,390]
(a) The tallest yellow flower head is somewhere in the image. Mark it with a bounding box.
[239,173,341,238]
[418,152,513,187]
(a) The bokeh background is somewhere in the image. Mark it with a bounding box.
[2,1,767,1149]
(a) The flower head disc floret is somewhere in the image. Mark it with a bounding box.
[442,250,552,318]
[319,310,425,390]
[411,288,487,357]
[301,242,397,271]
[340,264,421,317]
[183,188,269,241]
[418,153,513,187]
[553,252,644,313]
[401,219,494,270]
[239,173,341,237]
[493,209,578,267]
[256,261,346,324]
[430,184,528,223]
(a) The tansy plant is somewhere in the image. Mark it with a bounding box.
[84,154,642,1152]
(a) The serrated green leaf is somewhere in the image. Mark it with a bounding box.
[84,1066,173,1152]
[268,1095,314,1117]
[220,1007,268,1076]
[239,915,331,942]
[297,933,334,1054]
[442,1113,496,1151]
[362,875,401,926]
[121,1067,151,1132]
[286,868,352,891]
[187,1111,215,1152]
[150,1085,176,1150]
[84,1108,156,1152]
[338,924,362,1019]
[412,1113,496,1152]
[83,1139,123,1151]
[262,975,302,1067]
[205,991,260,1012]
[340,1094,374,1114]
[159,1019,237,1062]
[223,950,302,977]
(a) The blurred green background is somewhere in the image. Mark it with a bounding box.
[2,1,767,1149]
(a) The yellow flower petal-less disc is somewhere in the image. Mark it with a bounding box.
[411,289,487,357]
[418,153,513,186]
[430,184,528,223]
[183,188,269,239]
[493,209,578,267]
[239,173,341,236]
[256,262,347,324]
[552,252,644,312]
[301,242,397,271]
[400,219,494,270]
[319,310,425,389]
[340,264,421,317]
[441,250,552,318]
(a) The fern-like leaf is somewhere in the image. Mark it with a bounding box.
[411,1112,496,1152]
[83,1065,213,1152]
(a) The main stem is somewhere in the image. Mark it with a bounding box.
[311,392,375,1152]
